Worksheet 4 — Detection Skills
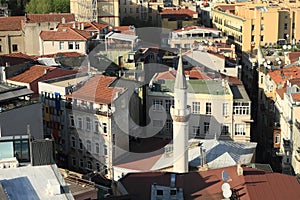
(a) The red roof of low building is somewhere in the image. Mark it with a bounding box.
[40,27,92,41]
[25,13,75,23]
[0,52,34,66]
[66,75,124,105]
[292,93,300,101]
[8,65,76,83]
[160,8,197,18]
[287,52,300,64]
[0,16,24,31]
[269,66,300,85]
[120,165,300,200]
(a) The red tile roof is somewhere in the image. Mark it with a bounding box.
[8,65,76,83]
[290,78,300,87]
[120,165,300,200]
[221,74,243,85]
[35,52,85,59]
[269,66,300,85]
[40,27,93,41]
[287,52,300,63]
[113,26,136,35]
[25,13,75,23]
[0,52,34,66]
[0,16,24,31]
[59,22,109,31]
[160,8,197,18]
[292,93,300,101]
[156,67,211,80]
[216,5,237,11]
[276,88,286,100]
[66,75,124,105]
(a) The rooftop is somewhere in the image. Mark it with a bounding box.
[25,13,75,23]
[58,21,108,31]
[0,83,33,102]
[66,75,124,105]
[0,16,24,31]
[40,27,93,41]
[0,164,74,200]
[160,7,198,18]
[269,66,300,85]
[118,164,300,200]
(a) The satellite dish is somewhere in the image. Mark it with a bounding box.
[223,189,232,198]
[262,58,266,62]
[275,57,280,61]
[222,170,229,182]
[288,45,292,50]
[222,183,230,191]
[264,62,268,67]
[267,60,271,64]
[278,61,282,65]
[283,45,287,50]
[266,65,271,69]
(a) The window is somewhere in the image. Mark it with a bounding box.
[96,163,100,170]
[251,35,254,42]
[261,24,264,31]
[153,99,163,111]
[95,143,100,154]
[165,100,174,112]
[86,117,91,131]
[221,124,230,135]
[292,23,295,29]
[223,103,229,116]
[79,159,84,168]
[165,119,172,132]
[69,115,75,127]
[0,45,2,52]
[193,126,201,136]
[275,133,280,144]
[206,102,211,115]
[204,122,210,134]
[136,7,139,13]
[12,44,18,52]
[157,190,163,196]
[59,41,64,50]
[68,42,74,50]
[102,123,107,133]
[124,0,126,4]
[71,136,76,148]
[77,117,83,129]
[153,120,163,127]
[87,161,92,170]
[284,23,288,30]
[94,121,99,133]
[103,145,108,156]
[192,102,200,114]
[86,140,91,152]
[130,8,132,13]
[260,75,263,84]
[124,8,126,13]
[79,139,83,150]
[260,35,264,41]
[75,42,80,49]
[251,25,255,31]
[72,157,76,166]
[235,124,246,135]
[233,102,250,115]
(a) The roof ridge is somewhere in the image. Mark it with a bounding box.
[70,27,90,40]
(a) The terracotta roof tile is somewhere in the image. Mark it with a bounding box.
[8,65,76,83]
[120,165,300,200]
[292,93,300,101]
[276,88,286,99]
[113,26,136,35]
[221,74,243,85]
[156,67,211,81]
[59,22,109,31]
[66,75,124,105]
[269,66,300,84]
[287,52,300,63]
[25,13,75,23]
[0,52,34,66]
[34,52,85,59]
[290,78,300,87]
[160,8,197,18]
[40,27,92,41]
[0,16,24,31]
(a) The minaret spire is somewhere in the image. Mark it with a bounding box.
[171,49,191,173]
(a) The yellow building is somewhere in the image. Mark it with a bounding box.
[211,2,300,52]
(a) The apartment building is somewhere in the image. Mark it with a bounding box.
[211,2,300,52]
[0,14,75,55]
[146,67,252,142]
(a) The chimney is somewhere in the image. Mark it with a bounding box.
[237,161,243,176]
[44,68,50,75]
[72,22,76,29]
[61,17,66,24]
[81,23,84,30]
[78,23,80,30]
[0,66,6,83]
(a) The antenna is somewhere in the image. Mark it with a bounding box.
[283,45,287,50]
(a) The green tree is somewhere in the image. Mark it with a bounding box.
[25,0,69,14]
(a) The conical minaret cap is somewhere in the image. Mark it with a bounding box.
[174,50,187,89]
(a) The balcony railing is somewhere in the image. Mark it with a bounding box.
[69,104,112,117]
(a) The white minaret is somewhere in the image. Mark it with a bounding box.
[170,50,191,173]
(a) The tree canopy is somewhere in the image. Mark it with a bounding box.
[25,0,70,14]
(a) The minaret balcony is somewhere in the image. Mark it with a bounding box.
[170,105,191,122]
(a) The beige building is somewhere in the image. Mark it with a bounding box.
[146,68,252,142]
[211,2,300,52]
[0,14,75,55]
[70,0,120,26]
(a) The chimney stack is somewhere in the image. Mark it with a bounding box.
[237,161,243,176]
[81,23,84,30]
[0,66,6,83]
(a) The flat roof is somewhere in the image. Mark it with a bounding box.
[107,33,138,42]
[0,84,33,102]
[154,79,231,95]
[0,165,74,200]
[51,75,89,87]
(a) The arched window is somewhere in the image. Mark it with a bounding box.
[87,161,92,169]
[79,159,84,168]
[95,143,100,154]
[86,117,91,131]
[71,136,76,148]
[96,163,100,171]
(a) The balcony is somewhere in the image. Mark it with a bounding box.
[283,138,291,151]
[295,119,300,130]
